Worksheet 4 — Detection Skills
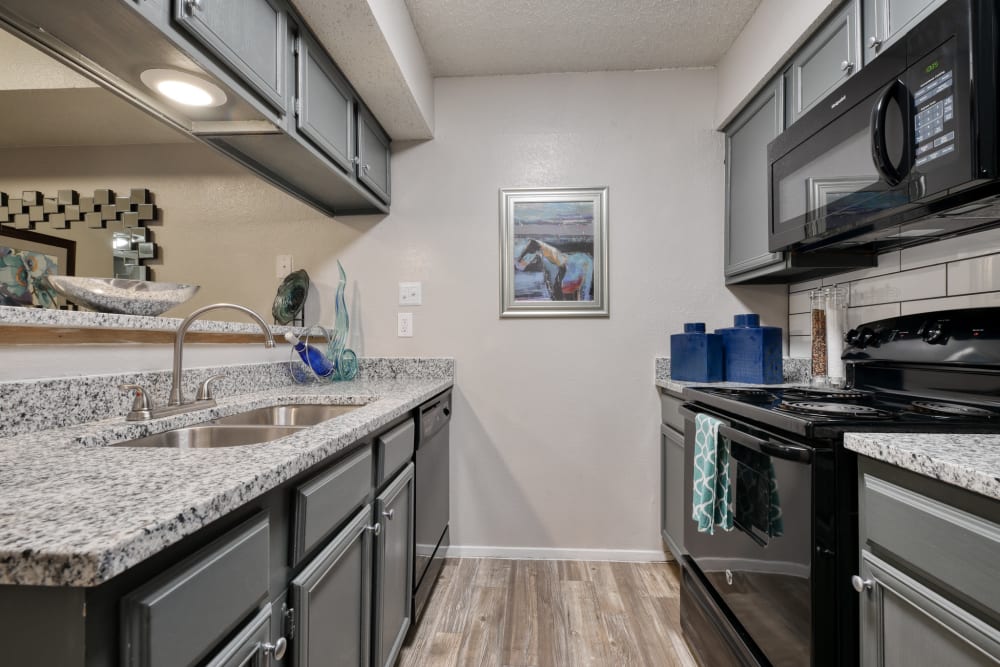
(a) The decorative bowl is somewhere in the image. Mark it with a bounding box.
[272,269,310,325]
[43,276,200,316]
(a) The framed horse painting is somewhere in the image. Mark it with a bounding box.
[499,186,609,318]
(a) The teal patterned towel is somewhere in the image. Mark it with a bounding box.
[692,413,734,534]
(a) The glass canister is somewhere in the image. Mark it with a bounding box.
[824,285,849,387]
[809,288,828,386]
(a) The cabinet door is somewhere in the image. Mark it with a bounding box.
[357,107,391,204]
[174,0,286,110]
[295,32,355,173]
[660,424,685,560]
[205,605,271,667]
[785,0,861,126]
[862,0,948,65]
[724,78,784,278]
[858,552,1000,666]
[290,506,373,667]
[374,463,414,667]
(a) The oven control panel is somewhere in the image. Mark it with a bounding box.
[912,48,957,169]
[843,308,1000,363]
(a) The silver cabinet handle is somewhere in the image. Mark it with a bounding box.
[368,523,381,536]
[186,0,203,10]
[851,575,874,593]
[868,35,882,49]
[264,637,287,661]
[363,164,370,173]
[382,509,394,520]
[840,60,854,73]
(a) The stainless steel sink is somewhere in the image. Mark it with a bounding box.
[111,425,303,449]
[210,403,363,427]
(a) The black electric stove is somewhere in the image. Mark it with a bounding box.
[677,307,1000,667]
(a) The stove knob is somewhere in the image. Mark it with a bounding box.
[858,327,877,348]
[845,328,862,346]
[922,320,949,344]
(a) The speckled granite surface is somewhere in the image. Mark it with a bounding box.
[0,358,455,439]
[654,357,812,394]
[0,376,453,587]
[844,433,1000,501]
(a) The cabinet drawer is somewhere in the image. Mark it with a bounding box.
[121,513,270,667]
[659,390,685,433]
[862,474,1000,614]
[377,419,415,486]
[292,446,372,565]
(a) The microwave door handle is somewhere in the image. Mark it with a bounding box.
[871,79,910,186]
[718,424,813,464]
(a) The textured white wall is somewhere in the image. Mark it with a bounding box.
[311,70,787,557]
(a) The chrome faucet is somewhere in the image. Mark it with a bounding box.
[120,303,275,421]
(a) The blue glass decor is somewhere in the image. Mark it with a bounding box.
[326,261,358,381]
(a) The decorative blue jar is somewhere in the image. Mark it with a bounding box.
[715,314,783,384]
[670,323,724,382]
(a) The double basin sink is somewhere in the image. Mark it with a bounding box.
[113,404,363,449]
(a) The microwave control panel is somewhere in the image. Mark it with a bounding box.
[913,51,956,169]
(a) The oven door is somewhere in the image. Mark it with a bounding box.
[681,405,817,667]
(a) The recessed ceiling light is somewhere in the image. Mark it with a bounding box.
[140,69,227,108]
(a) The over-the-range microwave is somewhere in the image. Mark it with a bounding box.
[768,0,1000,254]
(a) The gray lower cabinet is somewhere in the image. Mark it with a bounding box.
[173,0,286,111]
[784,0,861,126]
[724,78,785,282]
[374,463,415,667]
[357,107,391,205]
[205,605,272,667]
[862,0,949,65]
[291,506,374,667]
[857,461,1000,665]
[295,31,355,173]
[660,424,685,560]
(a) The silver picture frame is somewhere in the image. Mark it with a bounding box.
[499,186,609,318]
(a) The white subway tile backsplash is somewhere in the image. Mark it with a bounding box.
[900,226,1000,271]
[849,264,945,306]
[789,335,811,358]
[948,254,1000,295]
[847,303,901,328]
[901,292,1000,315]
[821,251,901,286]
[789,313,812,336]
[789,291,811,314]
[789,278,822,293]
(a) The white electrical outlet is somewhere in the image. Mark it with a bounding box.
[276,255,292,278]
[399,281,422,306]
[397,312,414,337]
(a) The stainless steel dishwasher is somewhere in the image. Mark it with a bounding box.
[412,390,450,621]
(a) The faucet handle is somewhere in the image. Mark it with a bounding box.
[120,384,153,421]
[196,374,226,401]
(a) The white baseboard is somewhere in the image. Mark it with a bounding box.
[445,545,672,562]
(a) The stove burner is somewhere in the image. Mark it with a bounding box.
[701,388,778,404]
[910,401,999,419]
[783,388,873,402]
[778,401,896,419]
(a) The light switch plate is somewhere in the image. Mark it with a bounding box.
[397,312,414,337]
[399,281,422,306]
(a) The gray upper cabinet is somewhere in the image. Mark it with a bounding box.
[295,32,355,173]
[373,464,415,667]
[784,0,862,126]
[863,0,949,65]
[358,107,392,205]
[173,0,286,111]
[724,78,784,280]
[291,506,373,667]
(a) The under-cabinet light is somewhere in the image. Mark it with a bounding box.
[140,69,227,107]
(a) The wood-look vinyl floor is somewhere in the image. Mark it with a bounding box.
[398,558,698,667]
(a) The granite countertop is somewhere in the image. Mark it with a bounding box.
[654,357,811,394]
[844,433,1000,502]
[0,377,452,587]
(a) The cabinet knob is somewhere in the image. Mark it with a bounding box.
[363,164,370,173]
[382,508,395,520]
[264,637,287,661]
[368,522,381,536]
[851,575,874,593]
[185,0,203,10]
[840,60,854,73]
[868,35,882,49]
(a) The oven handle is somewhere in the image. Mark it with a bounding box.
[679,405,812,464]
[870,79,911,187]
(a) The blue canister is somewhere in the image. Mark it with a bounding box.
[670,323,724,382]
[715,314,783,384]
